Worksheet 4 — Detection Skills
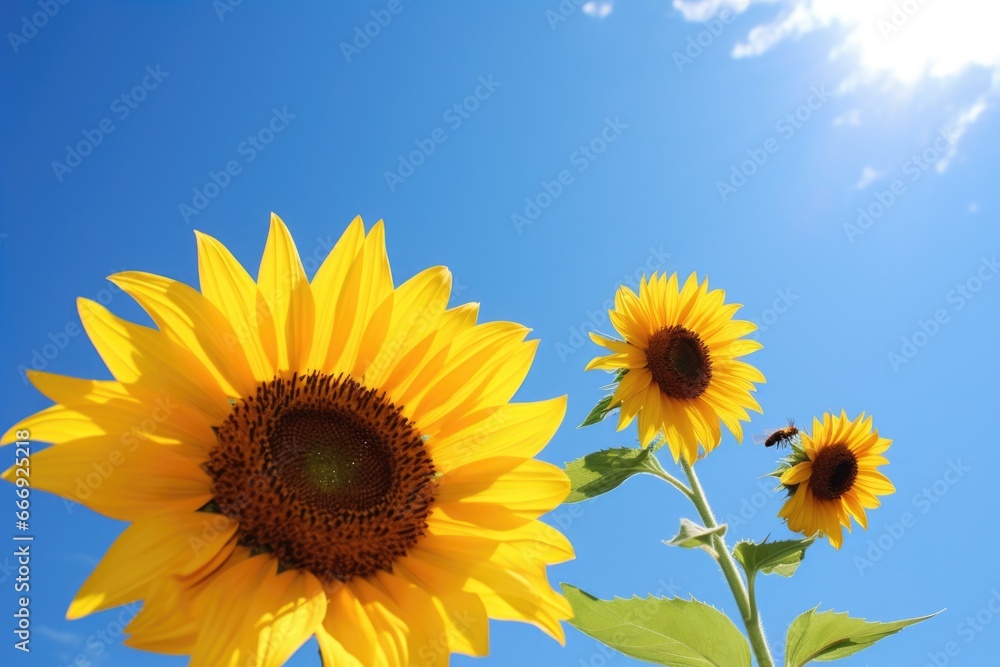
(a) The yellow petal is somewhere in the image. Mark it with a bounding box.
[842,491,869,530]
[195,230,277,381]
[365,266,452,387]
[315,625,366,667]
[308,215,365,372]
[352,290,394,378]
[68,511,237,619]
[125,545,251,653]
[2,403,213,467]
[587,333,637,356]
[421,339,538,435]
[411,540,571,644]
[326,221,394,375]
[338,577,417,667]
[365,566,491,662]
[780,461,814,486]
[380,333,449,406]
[190,555,326,667]
[436,457,570,518]
[320,583,380,667]
[856,470,896,495]
[610,368,652,407]
[635,384,664,449]
[257,213,314,373]
[374,572,453,666]
[3,437,211,521]
[405,322,530,424]
[685,285,727,334]
[77,298,230,422]
[704,317,757,347]
[14,370,216,452]
[109,271,257,398]
[124,578,200,654]
[825,522,844,549]
[395,576,488,659]
[381,303,480,406]
[427,509,574,565]
[610,286,650,346]
[427,397,566,472]
[584,352,629,372]
[676,272,705,324]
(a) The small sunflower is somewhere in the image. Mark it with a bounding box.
[586,272,765,463]
[777,411,895,549]
[3,214,574,666]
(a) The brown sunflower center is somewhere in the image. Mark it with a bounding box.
[645,325,713,400]
[810,444,859,501]
[205,372,436,582]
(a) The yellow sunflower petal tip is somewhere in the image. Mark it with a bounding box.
[776,411,894,549]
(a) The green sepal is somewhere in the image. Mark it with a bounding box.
[768,439,810,488]
[579,395,616,427]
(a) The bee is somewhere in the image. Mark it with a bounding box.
[752,419,799,448]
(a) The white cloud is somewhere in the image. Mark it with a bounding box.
[833,109,862,126]
[673,0,752,22]
[673,0,1000,171]
[936,97,989,172]
[35,625,83,645]
[854,165,885,190]
[673,0,1000,84]
[583,1,614,19]
[731,3,819,59]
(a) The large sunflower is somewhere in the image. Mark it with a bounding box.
[586,272,764,463]
[2,214,573,666]
[777,411,894,549]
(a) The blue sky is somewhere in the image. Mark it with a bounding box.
[2,1,999,665]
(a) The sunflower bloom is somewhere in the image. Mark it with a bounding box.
[3,214,574,666]
[586,272,764,463]
[777,411,895,549]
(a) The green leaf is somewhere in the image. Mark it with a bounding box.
[562,584,751,667]
[664,519,726,557]
[733,538,814,578]
[784,608,936,666]
[579,395,616,427]
[563,447,663,503]
[580,369,630,428]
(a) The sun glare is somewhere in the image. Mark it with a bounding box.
[811,0,1000,87]
[678,0,1000,88]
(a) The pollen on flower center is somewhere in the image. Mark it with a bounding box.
[205,372,436,582]
[810,443,859,501]
[645,325,713,400]
[272,409,394,509]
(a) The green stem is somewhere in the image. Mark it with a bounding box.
[747,574,767,663]
[648,460,694,500]
[655,471,694,500]
[679,458,775,667]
